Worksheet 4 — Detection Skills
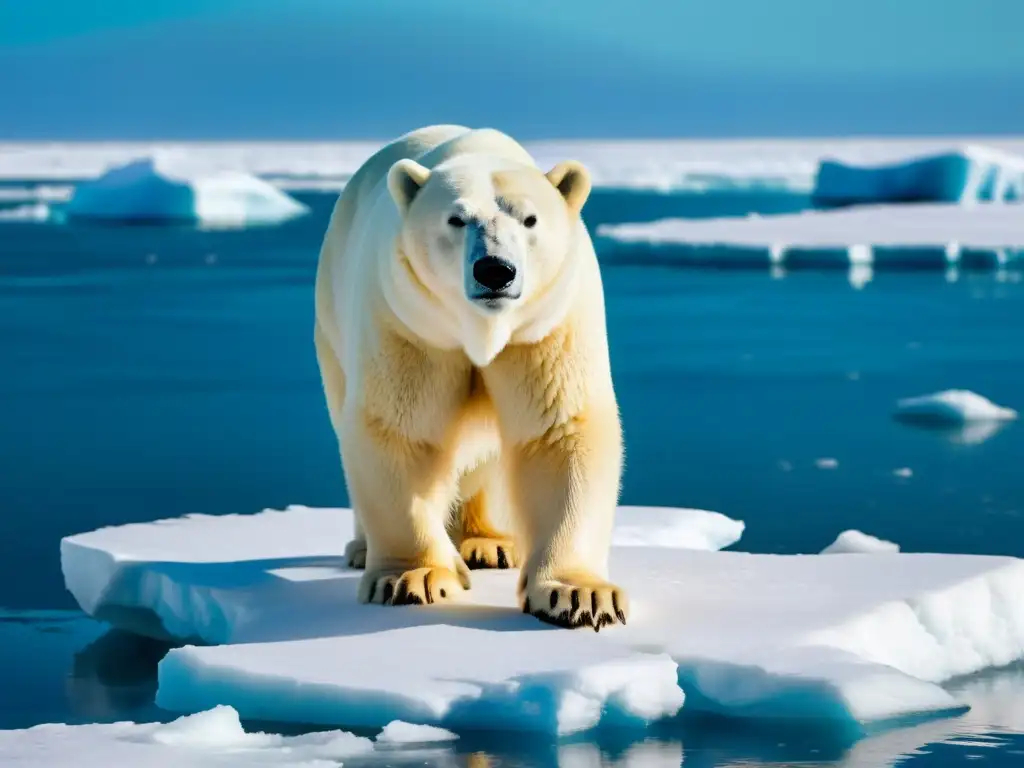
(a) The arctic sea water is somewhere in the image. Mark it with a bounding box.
[1,184,1024,766]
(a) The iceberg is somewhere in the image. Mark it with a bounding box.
[0,705,375,767]
[62,156,309,227]
[812,145,1024,206]
[60,507,1024,734]
[597,204,1024,270]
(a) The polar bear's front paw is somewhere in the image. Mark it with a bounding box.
[360,566,470,606]
[344,538,367,569]
[460,537,518,570]
[519,572,629,632]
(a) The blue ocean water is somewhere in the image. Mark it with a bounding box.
[1,187,1024,765]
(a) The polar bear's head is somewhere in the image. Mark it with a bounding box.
[384,155,592,366]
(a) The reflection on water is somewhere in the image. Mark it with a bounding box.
[848,263,873,290]
[67,628,173,722]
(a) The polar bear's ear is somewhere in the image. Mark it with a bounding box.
[387,159,432,214]
[545,160,592,215]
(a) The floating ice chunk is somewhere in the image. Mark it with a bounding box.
[893,467,914,479]
[62,508,1024,732]
[821,530,900,555]
[815,458,839,470]
[812,145,1024,206]
[610,506,744,551]
[0,202,50,221]
[0,705,374,767]
[894,390,1018,426]
[60,504,741,644]
[597,204,1024,270]
[158,626,683,736]
[148,547,1024,730]
[375,721,458,744]
[63,156,308,227]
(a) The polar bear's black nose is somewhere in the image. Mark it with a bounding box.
[472,257,517,292]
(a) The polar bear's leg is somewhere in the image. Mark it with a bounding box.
[343,517,367,569]
[456,459,519,570]
[313,321,368,569]
[344,415,471,605]
[344,336,475,606]
[484,325,629,631]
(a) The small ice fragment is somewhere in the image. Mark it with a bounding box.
[895,390,1017,426]
[375,721,459,744]
[894,468,913,479]
[816,458,839,469]
[821,530,900,554]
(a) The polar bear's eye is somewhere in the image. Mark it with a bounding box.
[447,215,466,228]
[523,215,538,229]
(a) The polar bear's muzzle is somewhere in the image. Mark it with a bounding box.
[464,226,523,310]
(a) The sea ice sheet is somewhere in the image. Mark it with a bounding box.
[158,625,683,735]
[62,156,309,227]
[149,547,1024,731]
[597,204,1024,270]
[62,506,1024,732]
[61,504,743,644]
[7,137,1024,193]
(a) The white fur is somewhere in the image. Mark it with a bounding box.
[315,125,627,627]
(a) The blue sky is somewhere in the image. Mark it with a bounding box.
[1,1,1022,139]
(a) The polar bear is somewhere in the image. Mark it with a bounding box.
[314,125,627,630]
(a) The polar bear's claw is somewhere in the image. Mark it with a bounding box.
[361,565,470,606]
[460,536,518,570]
[520,573,629,632]
[344,538,367,569]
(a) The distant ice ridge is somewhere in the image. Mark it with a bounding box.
[597,204,1024,269]
[0,184,71,202]
[5,137,1024,193]
[60,507,1024,734]
[0,705,375,767]
[813,145,1024,206]
[62,156,309,227]
[822,530,900,555]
